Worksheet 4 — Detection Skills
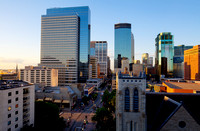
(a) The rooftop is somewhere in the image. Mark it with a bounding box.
[164,82,200,90]
[0,80,31,90]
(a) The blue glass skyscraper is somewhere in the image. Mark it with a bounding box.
[40,6,90,85]
[114,23,134,69]
[155,32,174,76]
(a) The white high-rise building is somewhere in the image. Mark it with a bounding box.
[40,6,91,85]
[0,80,35,131]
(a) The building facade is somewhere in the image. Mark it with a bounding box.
[114,23,134,69]
[0,80,35,131]
[116,72,146,131]
[40,6,90,85]
[91,41,108,78]
[20,66,58,87]
[173,45,193,78]
[89,42,98,78]
[155,32,174,76]
[184,45,200,80]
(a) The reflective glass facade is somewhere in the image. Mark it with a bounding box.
[155,32,174,76]
[114,23,134,68]
[40,6,90,85]
[173,45,193,78]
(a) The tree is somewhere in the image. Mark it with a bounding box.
[92,107,116,131]
[34,101,66,131]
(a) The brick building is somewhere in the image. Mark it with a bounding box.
[184,45,200,80]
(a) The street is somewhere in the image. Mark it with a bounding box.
[61,89,105,131]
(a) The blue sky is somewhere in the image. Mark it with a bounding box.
[0,0,200,70]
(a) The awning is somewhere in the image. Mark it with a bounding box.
[62,100,70,103]
[45,97,52,101]
[54,99,62,103]
[37,99,44,101]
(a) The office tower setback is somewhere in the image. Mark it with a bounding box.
[114,23,134,69]
[173,45,193,78]
[40,6,90,85]
[0,80,35,131]
[184,45,200,80]
[155,32,174,76]
[91,41,108,78]
[20,66,58,87]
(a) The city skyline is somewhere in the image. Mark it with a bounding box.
[1,0,200,70]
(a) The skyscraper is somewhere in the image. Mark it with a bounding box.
[89,42,97,78]
[40,6,90,85]
[91,41,108,78]
[173,45,193,78]
[155,32,174,76]
[114,23,134,69]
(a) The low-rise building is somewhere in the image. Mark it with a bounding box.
[35,86,77,110]
[0,80,35,131]
[20,66,58,87]
[86,78,102,89]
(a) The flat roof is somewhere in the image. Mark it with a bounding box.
[164,82,200,90]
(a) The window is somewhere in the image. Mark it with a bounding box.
[15,104,18,108]
[8,121,11,125]
[8,99,11,104]
[15,124,18,128]
[8,92,12,96]
[16,91,19,94]
[134,122,137,131]
[15,111,18,115]
[133,88,139,112]
[131,80,133,82]
[127,80,129,82]
[8,114,11,118]
[7,128,11,131]
[8,106,11,111]
[179,121,186,128]
[135,80,137,82]
[15,117,18,121]
[125,88,130,112]
[16,97,18,101]
[123,80,125,82]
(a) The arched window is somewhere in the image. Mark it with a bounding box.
[125,88,130,112]
[133,88,139,112]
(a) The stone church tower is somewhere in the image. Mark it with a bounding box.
[116,71,146,131]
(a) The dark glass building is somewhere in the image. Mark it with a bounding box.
[155,32,174,77]
[40,6,90,85]
[173,45,193,78]
[114,23,134,69]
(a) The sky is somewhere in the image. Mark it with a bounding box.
[0,0,200,70]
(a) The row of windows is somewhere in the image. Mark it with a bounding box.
[8,104,19,111]
[7,124,18,131]
[8,98,18,103]
[8,91,19,96]
[123,80,141,83]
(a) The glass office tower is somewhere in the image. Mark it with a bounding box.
[173,45,193,78]
[114,23,134,69]
[155,32,174,76]
[40,6,90,85]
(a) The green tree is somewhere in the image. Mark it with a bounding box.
[92,107,116,131]
[34,101,66,131]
